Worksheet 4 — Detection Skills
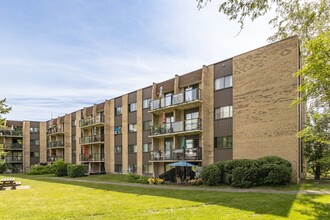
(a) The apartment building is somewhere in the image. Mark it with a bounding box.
[1,36,303,182]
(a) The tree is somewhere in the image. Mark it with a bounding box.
[0,98,11,173]
[298,111,330,180]
[0,98,12,128]
[293,31,330,109]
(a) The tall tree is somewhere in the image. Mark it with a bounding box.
[298,111,330,180]
[0,98,12,128]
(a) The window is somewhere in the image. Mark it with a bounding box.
[30,140,40,145]
[143,143,152,152]
[128,164,137,173]
[215,75,232,90]
[114,126,122,135]
[72,135,76,142]
[143,121,152,131]
[214,136,233,148]
[115,107,122,116]
[143,164,153,174]
[115,164,122,173]
[128,145,137,153]
[30,152,39,157]
[72,149,76,157]
[128,123,137,133]
[115,145,122,154]
[30,127,39,133]
[215,106,233,119]
[129,103,137,112]
[72,120,76,126]
[143,98,151,109]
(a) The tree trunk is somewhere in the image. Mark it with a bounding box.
[314,163,321,180]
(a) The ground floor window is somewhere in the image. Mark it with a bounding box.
[143,164,153,174]
[115,164,122,173]
[214,136,233,148]
[128,164,137,173]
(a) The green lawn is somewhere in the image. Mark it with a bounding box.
[0,174,329,220]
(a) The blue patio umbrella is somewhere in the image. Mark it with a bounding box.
[168,161,195,167]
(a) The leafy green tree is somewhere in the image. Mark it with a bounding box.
[298,112,330,180]
[0,98,12,128]
[293,31,330,108]
[0,98,11,172]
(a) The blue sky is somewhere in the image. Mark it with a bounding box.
[0,0,274,121]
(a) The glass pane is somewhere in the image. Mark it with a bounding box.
[225,75,232,88]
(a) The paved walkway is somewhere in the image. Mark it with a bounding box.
[52,177,330,195]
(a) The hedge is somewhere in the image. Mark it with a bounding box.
[27,165,54,175]
[127,173,149,184]
[200,164,221,186]
[201,156,292,187]
[67,164,88,177]
[52,160,71,177]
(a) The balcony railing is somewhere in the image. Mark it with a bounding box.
[79,135,104,144]
[0,143,23,150]
[47,156,64,162]
[47,141,64,148]
[79,153,105,162]
[79,116,105,128]
[0,130,22,137]
[150,147,202,161]
[47,127,64,135]
[5,156,23,163]
[150,118,201,136]
[150,88,200,111]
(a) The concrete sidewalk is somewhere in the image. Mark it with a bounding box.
[51,177,330,195]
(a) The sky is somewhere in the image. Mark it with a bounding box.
[0,0,275,121]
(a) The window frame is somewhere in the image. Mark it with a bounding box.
[214,75,233,91]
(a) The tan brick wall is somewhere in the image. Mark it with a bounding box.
[137,89,143,175]
[104,100,113,173]
[201,65,215,166]
[39,122,47,163]
[76,111,82,164]
[64,114,71,163]
[232,36,300,182]
[23,121,30,171]
[122,94,128,174]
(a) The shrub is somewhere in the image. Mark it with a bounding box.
[0,161,8,173]
[260,163,291,185]
[27,165,53,175]
[257,156,292,167]
[231,162,259,188]
[67,164,88,177]
[52,160,70,177]
[214,161,225,183]
[200,164,221,186]
[223,159,255,185]
[127,173,150,184]
[127,173,140,182]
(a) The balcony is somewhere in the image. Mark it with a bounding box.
[79,153,105,162]
[79,135,104,145]
[5,156,23,163]
[79,116,104,128]
[47,156,64,162]
[150,118,201,138]
[47,141,64,148]
[47,127,64,135]
[0,143,23,150]
[149,148,202,162]
[150,88,201,113]
[0,129,22,137]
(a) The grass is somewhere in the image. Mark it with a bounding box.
[0,174,329,219]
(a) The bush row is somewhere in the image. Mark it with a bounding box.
[27,160,80,177]
[127,173,149,184]
[200,156,292,188]
[67,164,88,177]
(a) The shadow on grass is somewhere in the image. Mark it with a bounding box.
[6,174,330,219]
